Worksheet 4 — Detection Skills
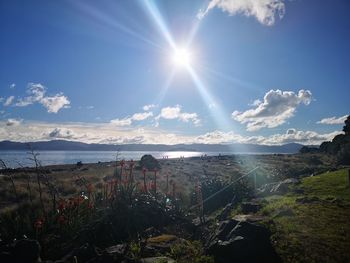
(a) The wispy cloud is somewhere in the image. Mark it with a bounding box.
[197,0,286,26]
[15,83,70,113]
[232,89,312,131]
[4,96,15,106]
[317,115,348,125]
[110,111,153,126]
[143,104,157,111]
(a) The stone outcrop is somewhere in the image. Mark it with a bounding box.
[205,219,281,263]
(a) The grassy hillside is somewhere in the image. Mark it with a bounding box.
[261,169,350,262]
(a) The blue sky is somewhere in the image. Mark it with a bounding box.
[0,0,349,145]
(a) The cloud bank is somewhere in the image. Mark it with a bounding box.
[232,89,312,131]
[0,120,341,146]
[197,0,286,26]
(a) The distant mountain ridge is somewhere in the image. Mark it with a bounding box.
[0,140,306,153]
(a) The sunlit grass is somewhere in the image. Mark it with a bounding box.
[260,169,350,262]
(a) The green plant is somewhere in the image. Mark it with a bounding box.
[129,240,141,260]
[169,240,214,263]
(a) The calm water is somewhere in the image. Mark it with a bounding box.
[0,150,235,168]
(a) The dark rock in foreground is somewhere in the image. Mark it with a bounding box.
[206,219,281,263]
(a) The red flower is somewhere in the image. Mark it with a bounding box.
[58,200,66,212]
[34,218,44,229]
[149,182,155,190]
[58,215,66,225]
[87,183,94,193]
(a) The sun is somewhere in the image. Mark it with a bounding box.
[172,48,192,67]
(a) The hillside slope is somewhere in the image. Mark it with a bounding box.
[261,169,350,262]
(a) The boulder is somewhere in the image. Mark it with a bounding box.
[144,235,181,256]
[60,243,99,263]
[206,219,281,263]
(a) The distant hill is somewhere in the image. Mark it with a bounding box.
[0,140,306,153]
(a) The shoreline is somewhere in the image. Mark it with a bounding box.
[0,151,293,170]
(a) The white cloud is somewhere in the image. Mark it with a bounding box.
[4,96,15,106]
[40,94,70,113]
[232,89,312,131]
[132,112,153,121]
[110,111,153,126]
[15,83,70,113]
[0,97,4,103]
[156,105,201,126]
[197,0,286,26]
[249,99,262,106]
[10,83,15,89]
[6,118,22,127]
[262,129,342,145]
[48,128,76,139]
[110,118,133,127]
[143,104,157,111]
[317,115,348,125]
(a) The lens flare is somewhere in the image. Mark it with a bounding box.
[172,48,192,67]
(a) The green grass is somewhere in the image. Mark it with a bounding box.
[260,169,350,263]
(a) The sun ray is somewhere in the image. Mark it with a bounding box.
[198,64,262,92]
[73,1,163,50]
[154,69,176,107]
[142,1,177,50]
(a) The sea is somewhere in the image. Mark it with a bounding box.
[0,150,242,168]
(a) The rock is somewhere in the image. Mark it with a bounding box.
[12,239,41,263]
[232,214,267,223]
[61,243,99,263]
[240,201,261,214]
[143,227,161,238]
[206,219,281,263]
[105,244,126,256]
[98,244,127,263]
[144,235,181,256]
[141,256,175,263]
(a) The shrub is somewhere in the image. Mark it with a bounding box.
[139,155,160,170]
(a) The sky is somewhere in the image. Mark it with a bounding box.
[0,0,349,145]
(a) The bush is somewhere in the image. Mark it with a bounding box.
[337,143,350,165]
